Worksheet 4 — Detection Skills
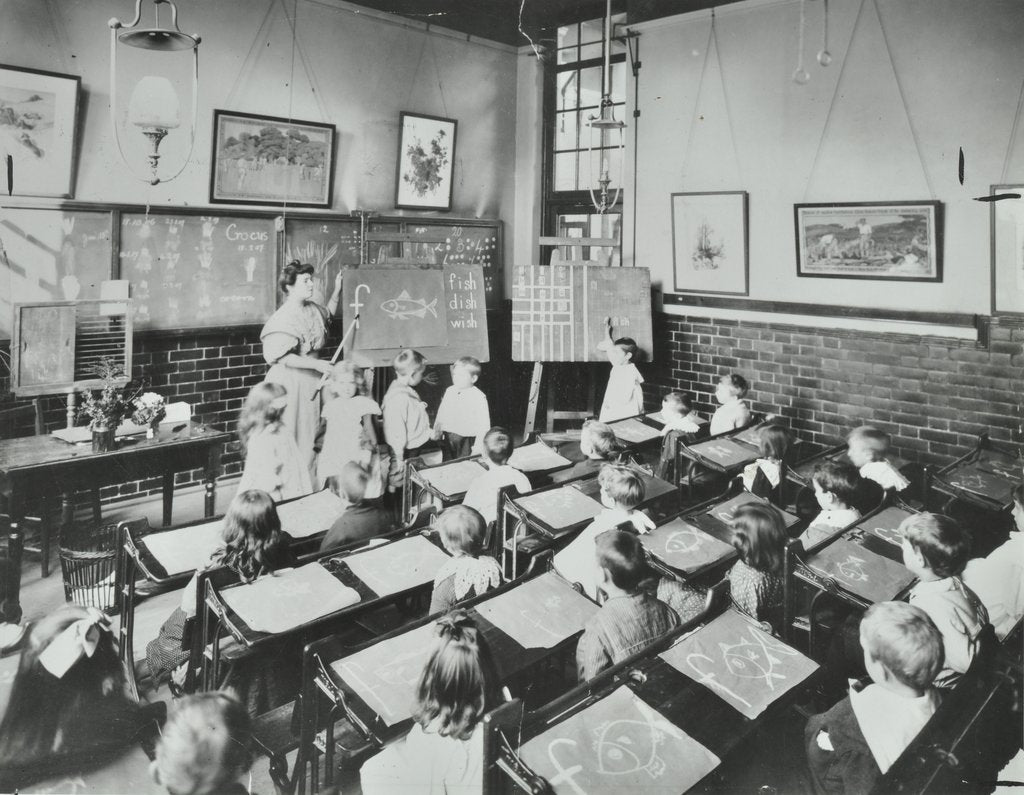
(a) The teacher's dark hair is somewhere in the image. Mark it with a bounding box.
[279,260,315,294]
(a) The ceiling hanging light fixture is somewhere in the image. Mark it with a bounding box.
[108,0,201,185]
[586,0,626,214]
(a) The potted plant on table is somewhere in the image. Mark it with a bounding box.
[132,392,166,439]
[77,358,136,452]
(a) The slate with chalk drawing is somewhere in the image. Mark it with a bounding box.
[419,458,488,497]
[513,486,604,535]
[659,609,819,720]
[854,506,915,547]
[519,685,720,795]
[686,437,760,470]
[805,537,916,603]
[942,461,1020,504]
[474,572,598,649]
[691,493,801,542]
[640,517,736,576]
[508,442,573,473]
[143,519,224,578]
[608,417,663,445]
[340,535,451,598]
[220,563,361,634]
[274,489,347,538]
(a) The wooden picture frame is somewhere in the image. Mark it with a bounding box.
[794,201,942,282]
[209,110,336,208]
[670,191,749,296]
[990,185,1024,315]
[395,111,457,211]
[0,63,80,198]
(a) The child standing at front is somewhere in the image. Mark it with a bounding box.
[430,505,503,614]
[317,361,381,488]
[237,382,312,501]
[805,601,942,794]
[710,373,752,434]
[433,356,491,459]
[382,349,431,493]
[462,427,532,526]
[847,426,910,493]
[799,461,864,548]
[900,512,988,688]
[554,464,654,600]
[597,322,644,422]
[727,502,788,627]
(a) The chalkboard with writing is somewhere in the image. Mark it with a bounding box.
[0,207,113,339]
[282,217,361,308]
[119,212,276,330]
[403,222,502,307]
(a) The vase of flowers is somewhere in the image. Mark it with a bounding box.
[77,358,134,453]
[132,392,166,439]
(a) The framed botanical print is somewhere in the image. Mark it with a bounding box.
[395,112,457,211]
[670,191,749,295]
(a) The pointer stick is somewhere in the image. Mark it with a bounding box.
[311,313,360,401]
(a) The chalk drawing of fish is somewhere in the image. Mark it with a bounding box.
[592,698,684,779]
[665,528,703,555]
[719,631,797,690]
[836,555,870,582]
[380,290,438,320]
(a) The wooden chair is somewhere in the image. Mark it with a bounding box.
[116,519,150,700]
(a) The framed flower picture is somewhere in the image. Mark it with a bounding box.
[670,191,749,295]
[395,112,457,211]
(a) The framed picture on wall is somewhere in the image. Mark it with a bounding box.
[794,201,942,282]
[670,191,749,295]
[0,64,80,198]
[395,112,457,211]
[990,185,1024,315]
[209,110,336,207]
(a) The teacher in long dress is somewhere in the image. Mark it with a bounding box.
[260,260,342,479]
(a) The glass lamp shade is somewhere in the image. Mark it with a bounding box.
[128,75,180,129]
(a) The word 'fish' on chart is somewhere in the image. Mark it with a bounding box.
[380,290,438,319]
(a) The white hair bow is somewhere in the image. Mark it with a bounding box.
[39,607,111,679]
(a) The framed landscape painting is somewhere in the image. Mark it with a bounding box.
[395,112,457,211]
[0,64,80,198]
[671,191,749,295]
[210,110,335,207]
[990,185,1024,315]
[795,201,942,282]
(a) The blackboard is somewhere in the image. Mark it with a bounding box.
[341,264,489,366]
[511,264,653,362]
[404,222,502,307]
[0,207,113,338]
[282,217,361,308]
[119,212,276,330]
[12,303,76,392]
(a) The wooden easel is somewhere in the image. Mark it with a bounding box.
[522,235,619,435]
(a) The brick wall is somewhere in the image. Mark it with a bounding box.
[641,312,1024,464]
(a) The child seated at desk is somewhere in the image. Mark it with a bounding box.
[848,426,910,494]
[151,691,252,795]
[553,464,655,600]
[799,460,864,548]
[597,326,644,422]
[576,530,680,681]
[901,512,988,688]
[320,462,396,553]
[361,610,498,794]
[710,373,752,435]
[433,355,491,459]
[742,423,791,501]
[462,427,532,526]
[805,601,942,794]
[656,391,706,482]
[430,505,502,614]
[727,502,787,627]
[963,482,1024,640]
[316,360,381,489]
[238,382,313,501]
[548,419,625,485]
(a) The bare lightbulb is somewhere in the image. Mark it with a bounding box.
[817,49,832,66]
[792,67,810,85]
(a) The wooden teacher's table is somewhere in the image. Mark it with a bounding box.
[0,423,231,575]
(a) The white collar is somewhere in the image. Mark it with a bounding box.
[849,681,938,773]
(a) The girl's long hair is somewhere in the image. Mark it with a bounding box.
[413,610,497,741]
[731,503,787,574]
[212,489,286,582]
[237,382,286,455]
[0,606,129,766]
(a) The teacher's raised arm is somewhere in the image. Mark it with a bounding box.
[260,260,341,479]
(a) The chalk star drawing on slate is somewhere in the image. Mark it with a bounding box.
[806,537,916,603]
[474,572,598,649]
[640,518,735,575]
[660,609,819,720]
[519,685,720,795]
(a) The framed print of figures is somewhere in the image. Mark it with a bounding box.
[670,191,749,295]
[210,110,335,208]
[395,112,457,211]
[795,201,942,282]
[0,64,80,198]
[990,185,1024,315]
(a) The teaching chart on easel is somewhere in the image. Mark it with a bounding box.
[511,264,653,362]
[341,264,489,365]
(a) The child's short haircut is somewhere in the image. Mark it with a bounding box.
[436,504,488,555]
[595,529,649,592]
[757,423,791,461]
[331,360,366,392]
[719,373,749,397]
[154,690,252,795]
[860,601,944,691]
[582,420,625,459]
[613,337,638,359]
[662,391,692,412]
[899,512,971,578]
[812,460,862,508]
[847,425,890,460]
[731,503,787,574]
[452,356,482,377]
[598,464,645,510]
[393,348,426,376]
[482,426,514,465]
[327,462,369,503]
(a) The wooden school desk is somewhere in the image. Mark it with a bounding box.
[0,422,229,575]
[932,433,1022,513]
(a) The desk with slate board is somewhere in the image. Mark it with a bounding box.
[933,436,1022,512]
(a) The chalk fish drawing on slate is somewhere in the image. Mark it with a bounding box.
[641,519,734,575]
[380,290,439,320]
[805,538,916,603]
[857,506,913,547]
